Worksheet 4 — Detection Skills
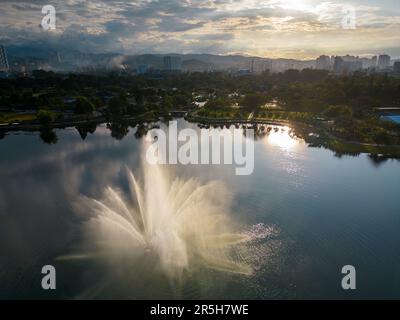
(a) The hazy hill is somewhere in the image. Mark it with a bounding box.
[3,45,315,72]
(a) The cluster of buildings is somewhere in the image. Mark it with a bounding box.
[234,59,274,75]
[2,43,400,77]
[136,56,182,75]
[0,45,186,77]
[316,54,397,74]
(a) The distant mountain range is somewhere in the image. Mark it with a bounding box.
[4,44,316,72]
[120,53,317,71]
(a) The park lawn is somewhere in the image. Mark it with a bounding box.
[257,110,315,121]
[197,108,251,119]
[0,112,38,124]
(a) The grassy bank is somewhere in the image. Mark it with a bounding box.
[0,112,37,124]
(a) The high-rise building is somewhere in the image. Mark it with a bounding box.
[343,60,362,73]
[0,45,9,72]
[316,55,331,70]
[361,56,377,69]
[333,56,344,73]
[163,56,182,72]
[394,61,400,74]
[137,64,149,75]
[371,56,378,68]
[332,55,363,74]
[378,55,391,69]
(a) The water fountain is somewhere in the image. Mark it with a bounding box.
[60,157,257,297]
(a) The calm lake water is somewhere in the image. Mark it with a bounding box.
[1,119,400,299]
[384,115,400,124]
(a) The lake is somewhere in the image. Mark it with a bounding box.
[383,115,400,124]
[1,119,400,299]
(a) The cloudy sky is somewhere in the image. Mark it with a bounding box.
[1,0,399,59]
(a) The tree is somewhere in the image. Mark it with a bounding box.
[172,94,190,109]
[75,96,95,115]
[324,105,353,118]
[162,95,173,111]
[37,109,56,128]
[205,97,230,109]
[242,93,266,110]
[108,95,128,116]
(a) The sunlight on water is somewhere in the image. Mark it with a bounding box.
[266,127,301,150]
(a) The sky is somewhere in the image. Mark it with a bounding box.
[0,0,399,59]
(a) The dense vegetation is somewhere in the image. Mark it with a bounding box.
[1,69,400,145]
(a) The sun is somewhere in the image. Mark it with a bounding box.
[278,0,312,12]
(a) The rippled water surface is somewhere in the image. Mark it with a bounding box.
[1,120,400,299]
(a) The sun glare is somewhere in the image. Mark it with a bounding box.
[278,0,312,12]
[266,127,299,150]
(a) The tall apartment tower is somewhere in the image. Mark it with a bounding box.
[378,55,391,69]
[0,45,10,72]
[333,56,344,73]
[394,61,400,74]
[316,55,332,70]
[163,56,182,72]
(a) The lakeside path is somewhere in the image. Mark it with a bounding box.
[2,113,400,152]
[0,117,107,132]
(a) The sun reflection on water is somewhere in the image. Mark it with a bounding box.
[265,126,301,151]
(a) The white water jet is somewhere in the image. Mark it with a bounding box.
[64,160,253,287]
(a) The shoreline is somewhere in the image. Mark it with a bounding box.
[2,114,400,157]
[185,114,400,149]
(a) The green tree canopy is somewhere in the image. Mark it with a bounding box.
[108,95,128,116]
[242,93,266,110]
[37,109,56,128]
[75,96,95,115]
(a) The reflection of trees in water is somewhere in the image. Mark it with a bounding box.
[30,119,400,165]
[254,125,270,141]
[196,123,286,141]
[0,131,5,140]
[134,124,148,139]
[107,122,130,140]
[368,154,400,167]
[76,123,97,140]
[369,154,389,166]
[333,151,361,158]
[39,129,58,144]
[160,116,173,125]
[134,123,159,139]
[105,121,160,140]
[197,121,399,162]
[298,125,400,165]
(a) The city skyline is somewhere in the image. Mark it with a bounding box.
[0,0,400,59]
[1,41,397,74]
